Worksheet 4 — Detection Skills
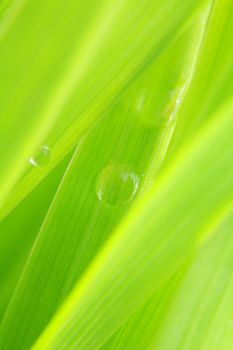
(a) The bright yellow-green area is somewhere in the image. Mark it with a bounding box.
[1,1,233,350]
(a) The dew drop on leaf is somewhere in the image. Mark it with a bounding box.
[134,84,186,127]
[28,145,51,167]
[96,164,139,205]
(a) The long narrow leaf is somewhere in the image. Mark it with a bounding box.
[0,0,203,217]
[30,98,233,350]
[0,19,204,349]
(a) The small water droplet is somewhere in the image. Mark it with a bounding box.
[28,145,51,167]
[134,85,186,128]
[96,164,139,205]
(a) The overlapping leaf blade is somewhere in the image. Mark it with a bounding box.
[167,0,233,157]
[31,97,233,350]
[152,212,233,350]
[0,13,205,350]
[0,0,203,218]
[0,153,72,320]
[1,1,233,350]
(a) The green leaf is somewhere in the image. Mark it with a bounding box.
[2,1,233,350]
[0,0,203,218]
[30,96,233,350]
[104,209,233,350]
[167,0,233,157]
[0,15,204,350]
[101,269,186,350]
[0,152,71,320]
[152,211,233,350]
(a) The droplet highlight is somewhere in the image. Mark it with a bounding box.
[96,164,139,206]
[28,145,51,167]
[134,84,186,128]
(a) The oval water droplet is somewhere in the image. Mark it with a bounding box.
[28,145,51,167]
[134,84,186,128]
[96,164,139,206]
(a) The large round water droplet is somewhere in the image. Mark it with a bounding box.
[28,145,51,167]
[96,164,139,205]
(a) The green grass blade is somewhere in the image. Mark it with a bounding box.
[1,1,232,350]
[0,153,71,320]
[0,0,203,219]
[0,20,204,350]
[101,269,186,350]
[104,209,233,350]
[30,97,233,350]
[152,212,233,350]
[167,0,233,157]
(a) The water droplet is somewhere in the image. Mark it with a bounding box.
[134,85,186,128]
[96,164,139,205]
[28,145,51,167]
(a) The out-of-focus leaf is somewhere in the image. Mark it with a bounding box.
[152,211,233,350]
[101,269,186,350]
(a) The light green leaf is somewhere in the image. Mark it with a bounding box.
[167,0,233,157]
[2,1,233,350]
[152,211,233,350]
[30,97,233,350]
[101,269,186,350]
[0,0,203,218]
[104,208,233,350]
[0,17,204,350]
[0,152,71,320]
